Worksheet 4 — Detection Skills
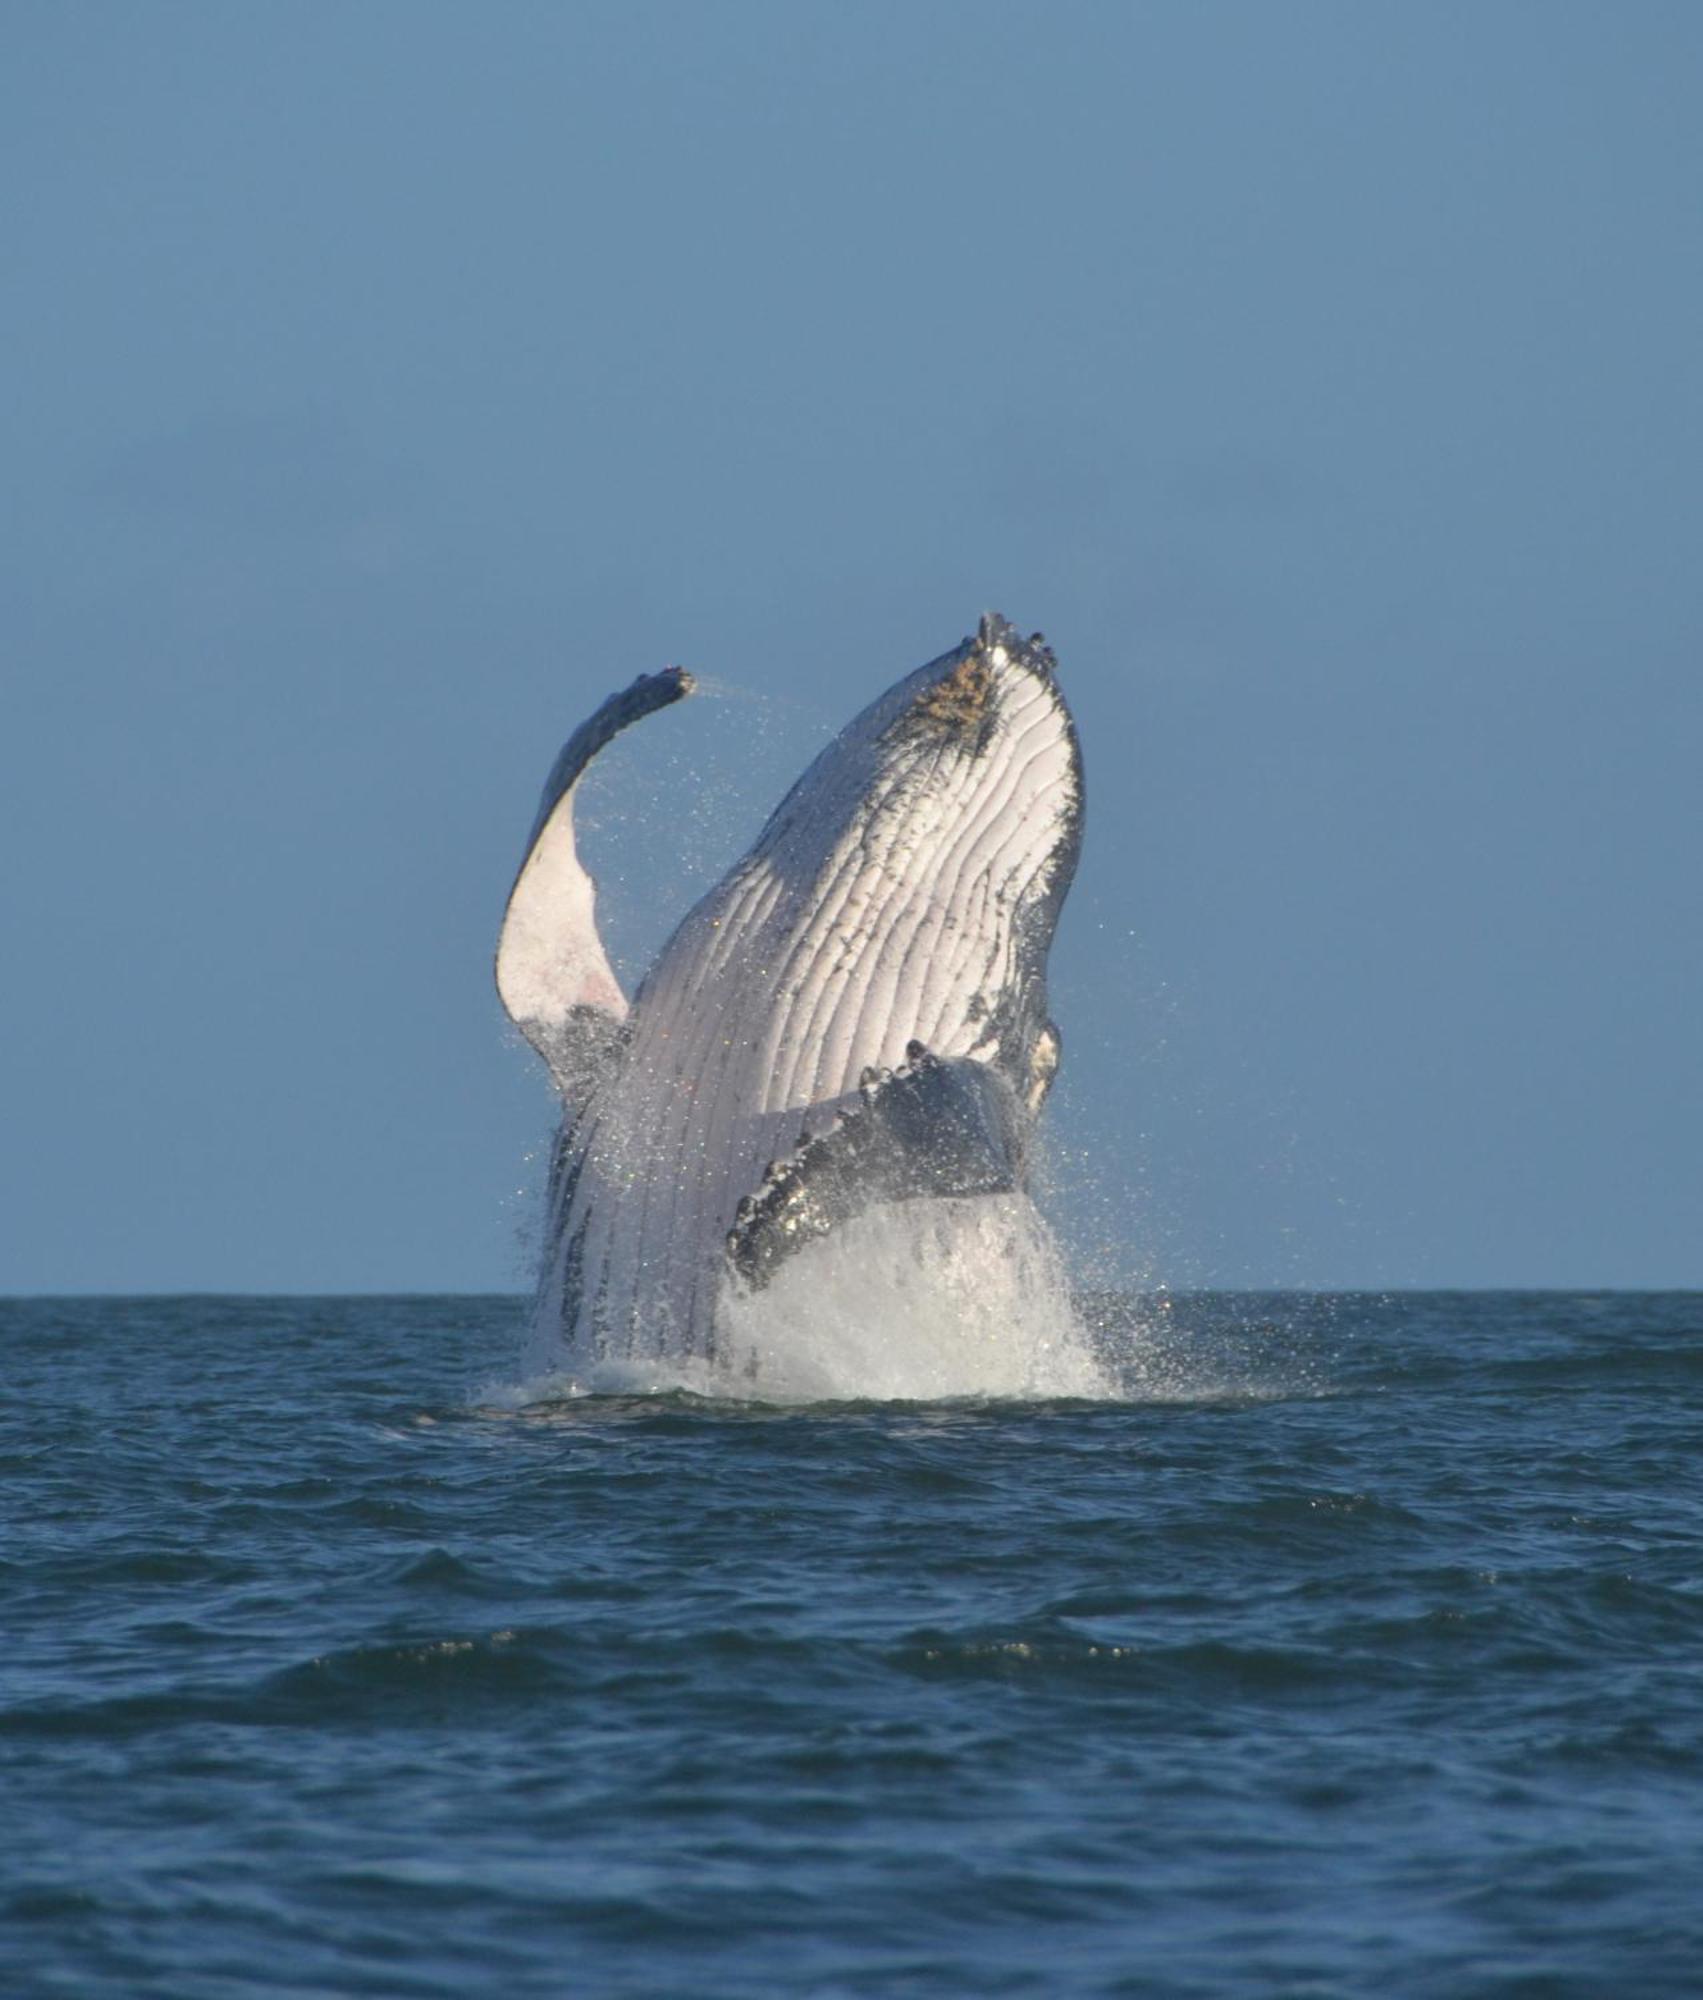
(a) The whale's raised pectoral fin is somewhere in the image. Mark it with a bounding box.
[726,1045,1030,1291]
[497,667,694,1099]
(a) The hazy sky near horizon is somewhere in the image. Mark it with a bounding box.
[4,2,1699,1292]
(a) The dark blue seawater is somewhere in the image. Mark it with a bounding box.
[4,1292,1702,1998]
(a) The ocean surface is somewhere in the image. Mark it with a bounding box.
[4,1290,1701,1998]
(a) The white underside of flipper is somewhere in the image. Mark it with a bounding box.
[496,669,693,1098]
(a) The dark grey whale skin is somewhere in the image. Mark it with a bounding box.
[727,1041,1035,1290]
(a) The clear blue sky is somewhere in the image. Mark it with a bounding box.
[3,2,1698,1292]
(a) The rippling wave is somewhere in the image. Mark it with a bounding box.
[4,1292,1701,1995]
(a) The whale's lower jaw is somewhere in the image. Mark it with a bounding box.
[508,616,1083,1372]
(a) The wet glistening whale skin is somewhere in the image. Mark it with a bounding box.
[497,615,1083,1374]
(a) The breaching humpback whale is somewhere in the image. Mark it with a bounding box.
[497,615,1083,1376]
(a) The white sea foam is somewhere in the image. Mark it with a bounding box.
[717,1195,1113,1402]
[489,1194,1117,1406]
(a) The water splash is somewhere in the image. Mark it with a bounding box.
[492,1194,1117,1406]
[486,1197,1345,1410]
[717,1196,1114,1402]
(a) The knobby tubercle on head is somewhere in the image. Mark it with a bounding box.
[899,611,1059,754]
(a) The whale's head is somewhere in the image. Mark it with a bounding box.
[703,612,1083,1114]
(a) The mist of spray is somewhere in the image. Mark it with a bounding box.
[489,1193,1116,1406]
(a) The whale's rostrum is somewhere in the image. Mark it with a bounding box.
[497,614,1084,1379]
